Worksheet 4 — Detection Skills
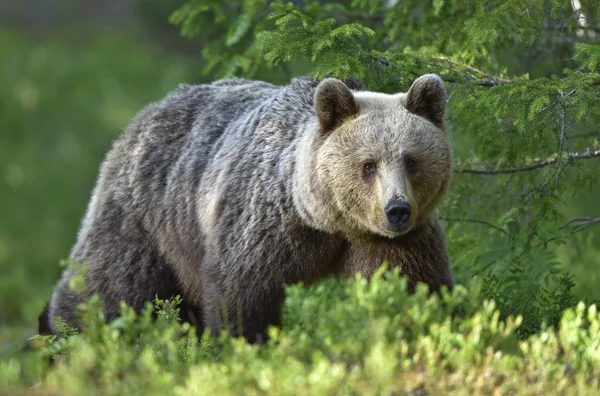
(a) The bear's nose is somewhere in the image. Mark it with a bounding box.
[385,201,412,226]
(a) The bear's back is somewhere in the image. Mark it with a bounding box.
[103,77,315,229]
[46,76,345,336]
[88,77,327,300]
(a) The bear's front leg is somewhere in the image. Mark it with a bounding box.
[341,217,454,294]
[200,266,285,343]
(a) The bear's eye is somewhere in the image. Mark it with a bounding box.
[363,162,377,177]
[405,157,418,173]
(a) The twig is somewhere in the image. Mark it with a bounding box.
[568,132,600,140]
[473,215,600,276]
[373,56,510,86]
[432,55,515,83]
[472,260,499,277]
[560,217,600,233]
[553,106,569,190]
[441,217,509,236]
[455,148,600,175]
[534,103,570,194]
[443,76,506,87]
[535,89,577,116]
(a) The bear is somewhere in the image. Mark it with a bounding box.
[39,74,454,343]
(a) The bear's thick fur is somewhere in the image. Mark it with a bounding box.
[41,75,454,342]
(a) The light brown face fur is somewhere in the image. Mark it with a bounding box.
[313,75,452,239]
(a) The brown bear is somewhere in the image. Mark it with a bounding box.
[40,74,454,343]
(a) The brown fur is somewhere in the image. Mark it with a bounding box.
[339,218,453,293]
[42,74,454,343]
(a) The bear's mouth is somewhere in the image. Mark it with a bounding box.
[381,221,412,237]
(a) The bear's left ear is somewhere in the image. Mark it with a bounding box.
[404,74,447,128]
[314,78,359,133]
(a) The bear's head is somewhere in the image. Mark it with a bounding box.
[312,74,451,239]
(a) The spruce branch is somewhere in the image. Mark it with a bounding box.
[455,147,600,175]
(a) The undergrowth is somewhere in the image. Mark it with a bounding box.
[1,269,599,395]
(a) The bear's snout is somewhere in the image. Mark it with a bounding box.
[384,200,412,229]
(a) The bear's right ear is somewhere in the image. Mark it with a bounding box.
[314,78,359,133]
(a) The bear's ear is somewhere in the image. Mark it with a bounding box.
[404,74,447,128]
[314,78,359,133]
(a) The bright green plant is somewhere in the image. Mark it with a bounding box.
[3,269,600,394]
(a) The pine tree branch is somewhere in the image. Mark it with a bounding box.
[455,148,600,175]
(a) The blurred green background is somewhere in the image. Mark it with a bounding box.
[0,0,207,344]
[1,0,598,350]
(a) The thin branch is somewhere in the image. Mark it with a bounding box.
[441,216,509,236]
[560,217,600,233]
[535,89,576,116]
[373,56,510,87]
[540,103,570,193]
[455,148,600,175]
[473,215,600,276]
[568,132,600,140]
[443,76,506,87]
[554,105,569,190]
[473,260,499,277]
[432,55,515,83]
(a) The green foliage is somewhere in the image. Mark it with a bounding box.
[169,0,297,80]
[575,42,600,72]
[258,2,375,79]
[3,271,600,394]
